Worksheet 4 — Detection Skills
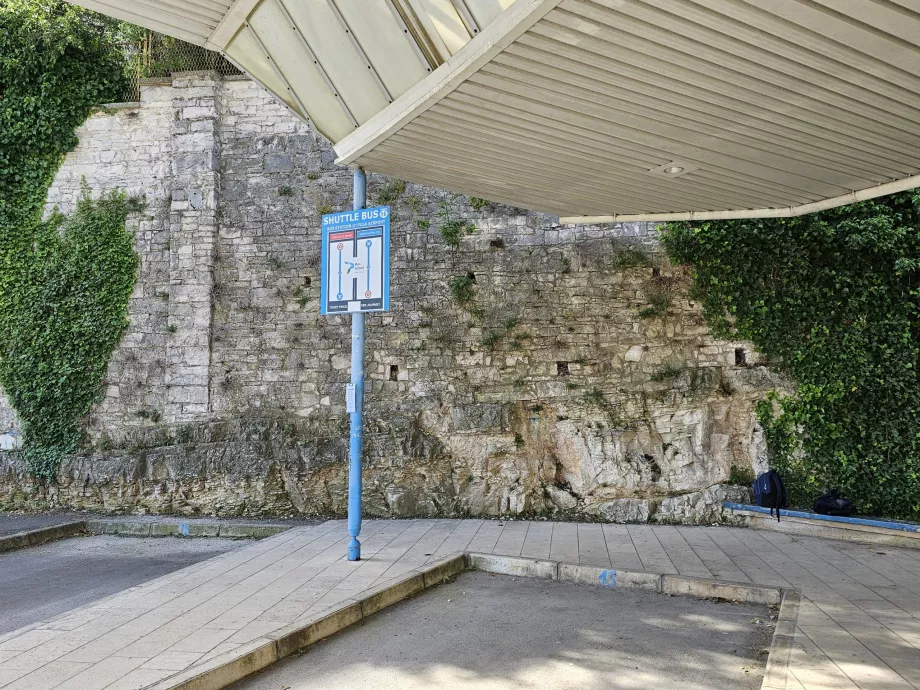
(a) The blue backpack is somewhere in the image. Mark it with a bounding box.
[753,470,787,522]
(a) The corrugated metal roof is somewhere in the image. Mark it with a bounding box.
[336,0,920,218]
[69,0,920,219]
[69,0,512,142]
[74,0,235,45]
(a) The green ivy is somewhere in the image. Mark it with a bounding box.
[0,0,138,478]
[661,192,920,519]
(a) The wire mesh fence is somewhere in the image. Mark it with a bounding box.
[113,32,242,103]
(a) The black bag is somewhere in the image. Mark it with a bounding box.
[814,490,856,517]
[753,470,787,522]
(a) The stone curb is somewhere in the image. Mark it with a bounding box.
[84,520,291,539]
[0,521,87,553]
[146,554,468,690]
[467,553,799,690]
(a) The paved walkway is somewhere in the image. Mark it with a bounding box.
[0,519,918,689]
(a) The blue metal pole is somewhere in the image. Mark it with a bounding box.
[347,168,366,561]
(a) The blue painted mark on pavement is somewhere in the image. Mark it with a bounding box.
[598,569,617,587]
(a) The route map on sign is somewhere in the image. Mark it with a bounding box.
[320,206,390,315]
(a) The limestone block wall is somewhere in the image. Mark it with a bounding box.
[0,73,784,521]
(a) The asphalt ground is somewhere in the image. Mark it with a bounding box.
[0,513,86,537]
[0,535,244,634]
[233,570,775,690]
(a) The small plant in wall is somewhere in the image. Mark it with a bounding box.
[611,246,653,270]
[650,364,684,382]
[440,219,476,248]
[375,179,406,206]
[480,314,521,350]
[637,277,674,318]
[437,197,476,248]
[582,387,606,406]
[449,274,476,305]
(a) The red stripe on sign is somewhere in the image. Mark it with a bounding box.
[329,231,354,241]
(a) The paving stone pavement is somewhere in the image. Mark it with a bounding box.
[0,519,918,689]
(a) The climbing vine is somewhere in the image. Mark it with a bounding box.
[0,0,138,478]
[661,192,920,519]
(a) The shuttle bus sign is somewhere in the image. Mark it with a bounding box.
[320,206,390,314]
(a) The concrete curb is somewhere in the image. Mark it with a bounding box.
[0,521,87,553]
[468,553,799,690]
[468,553,784,604]
[84,520,291,539]
[0,518,292,553]
[761,588,801,690]
[147,554,468,690]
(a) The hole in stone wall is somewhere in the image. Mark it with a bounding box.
[466,271,476,283]
[735,348,747,366]
[557,361,570,377]
[304,277,312,287]
[646,455,662,482]
[652,267,660,277]
[389,364,399,381]
[490,238,505,249]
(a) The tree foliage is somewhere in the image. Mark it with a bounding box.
[662,193,920,519]
[0,0,138,478]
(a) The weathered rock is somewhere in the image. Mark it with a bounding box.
[590,498,657,523]
[546,485,578,511]
[653,484,752,525]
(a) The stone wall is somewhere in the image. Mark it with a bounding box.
[0,73,784,521]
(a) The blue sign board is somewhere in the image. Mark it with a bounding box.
[320,206,390,315]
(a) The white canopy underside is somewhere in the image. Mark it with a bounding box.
[71,0,920,221]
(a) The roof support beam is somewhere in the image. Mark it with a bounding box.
[206,0,260,49]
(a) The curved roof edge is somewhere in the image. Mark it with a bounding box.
[559,174,920,225]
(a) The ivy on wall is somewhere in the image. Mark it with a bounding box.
[662,192,920,519]
[0,0,139,478]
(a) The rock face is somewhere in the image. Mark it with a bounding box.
[590,498,656,523]
[654,484,753,525]
[0,73,784,522]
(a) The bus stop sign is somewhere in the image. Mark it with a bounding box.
[320,206,390,315]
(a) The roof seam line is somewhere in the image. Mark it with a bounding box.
[560,178,920,224]
[327,0,394,104]
[242,21,309,120]
[272,0,360,129]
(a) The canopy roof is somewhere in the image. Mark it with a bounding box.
[72,0,920,221]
